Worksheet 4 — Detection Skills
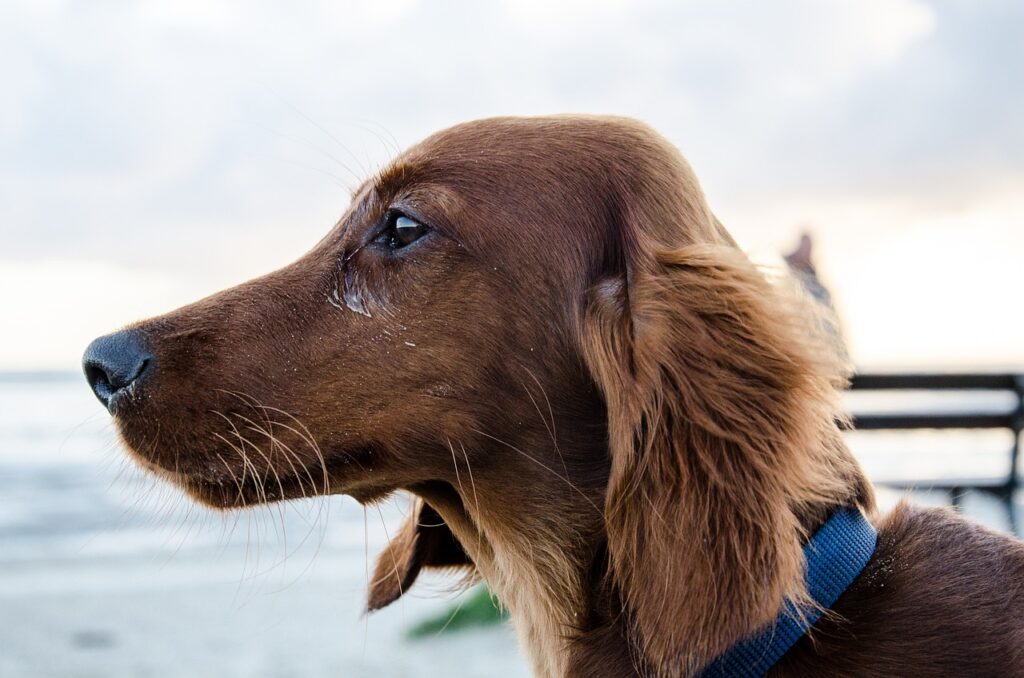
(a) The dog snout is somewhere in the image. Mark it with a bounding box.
[82,329,153,411]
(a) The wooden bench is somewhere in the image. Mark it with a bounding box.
[846,373,1024,504]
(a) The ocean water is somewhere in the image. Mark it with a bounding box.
[0,374,1019,677]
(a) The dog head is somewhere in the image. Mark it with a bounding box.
[85,116,867,672]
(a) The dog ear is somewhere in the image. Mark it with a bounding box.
[367,498,472,612]
[582,238,863,672]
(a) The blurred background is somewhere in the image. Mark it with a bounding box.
[1,1,1021,676]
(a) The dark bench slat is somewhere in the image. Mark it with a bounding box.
[850,373,1021,391]
[850,412,1019,430]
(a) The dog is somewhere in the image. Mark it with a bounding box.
[83,116,1024,677]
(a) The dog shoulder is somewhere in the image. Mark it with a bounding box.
[880,500,1024,570]
[774,502,1024,677]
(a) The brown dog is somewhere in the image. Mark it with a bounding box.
[83,116,1024,677]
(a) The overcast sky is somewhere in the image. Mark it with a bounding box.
[2,0,1022,370]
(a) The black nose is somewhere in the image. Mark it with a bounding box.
[82,330,153,411]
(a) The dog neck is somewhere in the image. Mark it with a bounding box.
[416,475,605,678]
[415,459,874,676]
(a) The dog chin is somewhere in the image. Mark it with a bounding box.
[117,423,391,508]
[113,435,247,508]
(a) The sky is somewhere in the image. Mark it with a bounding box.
[1,0,1022,370]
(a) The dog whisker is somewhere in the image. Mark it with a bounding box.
[522,368,569,479]
[230,392,334,558]
[470,427,601,516]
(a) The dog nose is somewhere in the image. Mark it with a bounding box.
[82,330,153,411]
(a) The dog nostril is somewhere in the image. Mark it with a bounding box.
[82,330,154,412]
[84,363,111,390]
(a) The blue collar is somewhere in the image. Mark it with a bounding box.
[699,507,878,677]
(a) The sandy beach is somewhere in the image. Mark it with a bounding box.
[0,553,529,677]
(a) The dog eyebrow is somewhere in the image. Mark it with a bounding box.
[374,160,418,198]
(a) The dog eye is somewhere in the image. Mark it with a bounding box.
[382,214,430,249]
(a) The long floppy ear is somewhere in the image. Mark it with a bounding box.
[367,499,473,612]
[582,240,865,673]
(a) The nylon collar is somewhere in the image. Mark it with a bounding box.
[699,506,878,677]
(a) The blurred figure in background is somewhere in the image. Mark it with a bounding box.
[785,231,848,360]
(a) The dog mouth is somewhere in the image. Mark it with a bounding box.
[105,383,395,508]
[113,410,378,509]
[119,439,337,509]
